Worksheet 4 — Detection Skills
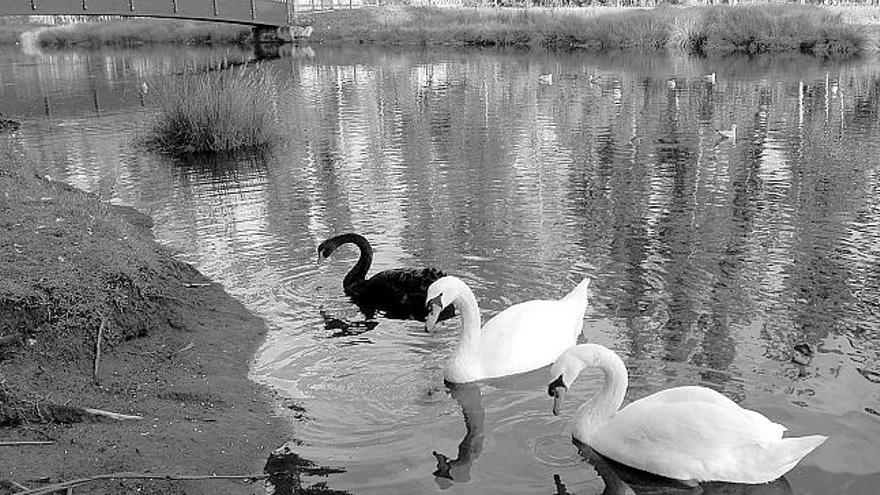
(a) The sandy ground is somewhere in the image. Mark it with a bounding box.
[0,187,341,494]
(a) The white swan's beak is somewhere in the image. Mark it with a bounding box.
[425,306,441,333]
[551,387,566,416]
[425,295,443,333]
[548,375,567,416]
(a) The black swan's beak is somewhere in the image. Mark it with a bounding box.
[425,295,443,333]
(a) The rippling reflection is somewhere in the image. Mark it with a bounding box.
[573,442,794,495]
[3,45,880,494]
[432,383,484,487]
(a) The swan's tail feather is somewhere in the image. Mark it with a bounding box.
[562,277,591,304]
[750,435,827,483]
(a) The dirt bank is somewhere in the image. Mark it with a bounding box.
[0,144,340,494]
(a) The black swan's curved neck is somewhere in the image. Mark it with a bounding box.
[330,233,373,293]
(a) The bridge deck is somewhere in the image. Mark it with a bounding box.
[3,0,294,27]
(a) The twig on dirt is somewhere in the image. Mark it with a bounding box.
[172,342,194,355]
[17,472,269,495]
[8,479,29,491]
[0,441,55,446]
[93,317,105,384]
[80,408,142,421]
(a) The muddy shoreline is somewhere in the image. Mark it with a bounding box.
[0,149,343,494]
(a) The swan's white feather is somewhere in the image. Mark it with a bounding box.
[472,299,586,379]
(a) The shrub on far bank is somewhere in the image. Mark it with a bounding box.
[143,66,283,155]
[306,5,868,56]
[37,18,252,48]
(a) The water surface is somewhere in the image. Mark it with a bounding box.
[2,44,879,494]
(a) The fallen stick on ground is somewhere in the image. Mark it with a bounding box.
[80,408,143,421]
[0,441,55,446]
[93,318,105,383]
[17,472,269,495]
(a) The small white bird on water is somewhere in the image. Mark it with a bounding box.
[703,72,717,84]
[538,73,554,85]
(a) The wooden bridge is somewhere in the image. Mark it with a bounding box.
[2,0,297,28]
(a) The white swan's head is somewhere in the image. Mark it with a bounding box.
[548,344,601,415]
[548,344,628,416]
[425,276,465,332]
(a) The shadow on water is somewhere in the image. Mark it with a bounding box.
[570,441,793,495]
[264,443,351,495]
[431,382,485,488]
[319,307,379,337]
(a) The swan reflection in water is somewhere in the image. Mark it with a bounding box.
[431,382,485,488]
[570,441,794,495]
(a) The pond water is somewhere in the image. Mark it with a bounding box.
[2,43,879,495]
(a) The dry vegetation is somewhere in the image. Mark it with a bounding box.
[35,18,253,48]
[143,66,284,154]
[305,4,871,55]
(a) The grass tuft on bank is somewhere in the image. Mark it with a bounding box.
[143,66,283,155]
[306,5,869,55]
[37,18,252,48]
[0,143,193,363]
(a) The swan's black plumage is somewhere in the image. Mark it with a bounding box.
[317,233,455,322]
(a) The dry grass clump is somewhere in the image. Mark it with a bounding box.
[143,66,283,155]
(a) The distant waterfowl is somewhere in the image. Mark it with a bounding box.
[716,124,737,143]
[589,74,602,86]
[548,344,827,484]
[703,72,717,84]
[538,73,554,85]
[666,78,677,90]
[425,275,591,384]
[317,233,454,322]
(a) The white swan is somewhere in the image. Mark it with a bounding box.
[425,276,591,384]
[548,344,827,484]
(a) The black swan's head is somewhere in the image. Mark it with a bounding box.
[316,233,370,265]
[316,239,337,263]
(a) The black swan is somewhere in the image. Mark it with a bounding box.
[317,233,454,322]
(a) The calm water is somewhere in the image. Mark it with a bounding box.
[2,43,879,494]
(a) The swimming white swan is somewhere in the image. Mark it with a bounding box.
[548,344,827,484]
[425,276,591,383]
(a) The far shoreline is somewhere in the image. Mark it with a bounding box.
[1,4,878,55]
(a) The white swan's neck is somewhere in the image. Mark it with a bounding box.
[567,345,629,437]
[451,282,482,350]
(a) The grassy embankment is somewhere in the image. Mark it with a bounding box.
[0,142,311,494]
[143,66,284,154]
[0,23,49,44]
[303,4,872,55]
[3,5,876,54]
[34,18,253,48]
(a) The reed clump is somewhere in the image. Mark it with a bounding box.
[308,5,868,56]
[144,66,283,155]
